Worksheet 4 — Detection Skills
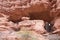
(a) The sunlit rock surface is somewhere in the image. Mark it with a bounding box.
[0,0,53,22]
[0,13,18,31]
[0,14,60,40]
[0,31,49,40]
[18,19,47,34]
[0,0,60,40]
[52,17,60,34]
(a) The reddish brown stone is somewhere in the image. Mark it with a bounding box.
[0,0,60,23]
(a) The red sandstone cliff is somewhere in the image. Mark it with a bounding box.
[0,0,60,22]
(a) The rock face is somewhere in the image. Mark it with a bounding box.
[32,20,46,34]
[0,13,18,31]
[7,9,29,22]
[0,14,49,40]
[18,19,47,34]
[0,31,49,40]
[16,31,49,40]
[52,17,60,34]
[0,0,60,32]
[0,0,58,23]
[0,0,60,40]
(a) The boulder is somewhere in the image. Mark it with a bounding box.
[18,19,47,34]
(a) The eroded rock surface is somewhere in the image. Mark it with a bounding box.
[0,0,59,22]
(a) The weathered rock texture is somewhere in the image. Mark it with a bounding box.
[0,0,60,23]
[52,17,60,34]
